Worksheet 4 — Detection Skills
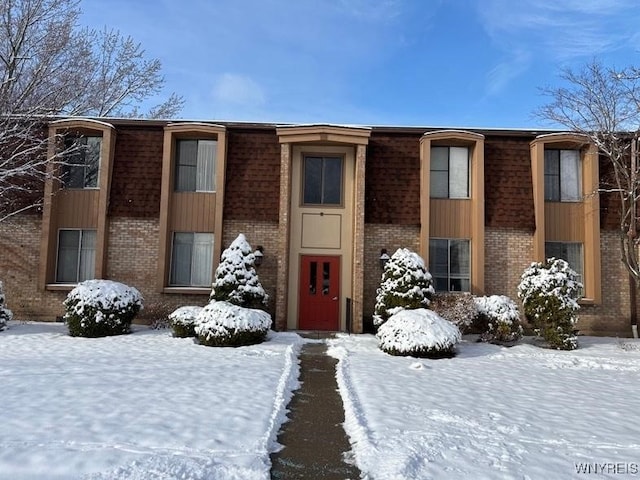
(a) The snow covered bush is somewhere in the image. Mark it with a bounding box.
[64,280,143,338]
[373,248,434,328]
[195,301,271,347]
[0,280,13,331]
[168,306,203,338]
[377,308,461,358]
[517,258,582,350]
[210,234,268,309]
[474,295,523,344]
[429,292,477,333]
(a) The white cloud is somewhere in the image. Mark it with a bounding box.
[212,73,266,107]
[486,50,531,96]
[479,0,640,60]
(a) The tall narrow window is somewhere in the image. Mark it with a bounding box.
[429,238,471,291]
[62,136,101,188]
[303,156,343,205]
[430,146,469,199]
[56,229,96,282]
[175,139,217,192]
[545,242,584,291]
[169,232,214,286]
[544,149,581,201]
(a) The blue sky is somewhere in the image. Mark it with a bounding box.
[80,0,640,128]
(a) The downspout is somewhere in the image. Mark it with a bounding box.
[632,136,639,338]
[631,274,638,338]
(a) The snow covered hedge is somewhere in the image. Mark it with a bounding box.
[195,301,271,347]
[210,234,268,309]
[64,280,143,337]
[168,306,203,338]
[377,309,461,358]
[0,280,12,331]
[373,248,434,327]
[474,295,523,344]
[518,258,582,350]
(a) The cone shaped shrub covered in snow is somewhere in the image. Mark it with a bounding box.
[474,295,523,344]
[210,234,268,309]
[64,280,143,337]
[517,258,582,350]
[168,306,203,338]
[195,301,271,347]
[377,308,461,358]
[0,280,13,331]
[373,248,434,327]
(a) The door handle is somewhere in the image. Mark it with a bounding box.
[332,297,338,301]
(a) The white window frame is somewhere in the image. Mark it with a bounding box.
[429,238,471,292]
[55,229,97,283]
[169,232,214,287]
[544,149,581,202]
[430,146,470,199]
[62,136,101,189]
[174,139,217,193]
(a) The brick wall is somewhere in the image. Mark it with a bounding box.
[485,227,636,336]
[0,216,67,320]
[222,219,279,319]
[362,224,421,325]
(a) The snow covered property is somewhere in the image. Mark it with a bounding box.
[0,118,636,335]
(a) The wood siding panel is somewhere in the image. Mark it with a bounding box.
[545,202,584,241]
[55,190,99,228]
[430,199,472,238]
[170,192,216,231]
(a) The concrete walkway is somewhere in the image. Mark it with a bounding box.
[270,342,360,479]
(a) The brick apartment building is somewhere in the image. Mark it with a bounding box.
[0,117,635,336]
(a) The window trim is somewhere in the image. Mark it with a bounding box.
[55,228,97,284]
[420,130,485,295]
[545,241,584,296]
[174,138,217,193]
[158,123,226,292]
[429,145,470,199]
[530,133,600,303]
[61,135,102,190]
[168,231,214,287]
[40,118,116,290]
[429,237,471,292]
[301,154,345,207]
[544,148,582,202]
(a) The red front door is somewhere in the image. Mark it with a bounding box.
[299,255,340,330]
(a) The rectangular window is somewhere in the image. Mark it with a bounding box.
[545,241,584,291]
[62,136,101,188]
[429,238,471,292]
[174,139,217,192]
[303,156,343,205]
[544,149,581,201]
[56,229,96,283]
[430,146,469,199]
[169,232,214,286]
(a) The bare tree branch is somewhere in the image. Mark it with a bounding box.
[537,59,640,285]
[0,0,184,221]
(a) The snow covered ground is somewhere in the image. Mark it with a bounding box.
[5,322,640,480]
[0,322,302,480]
[329,334,640,480]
